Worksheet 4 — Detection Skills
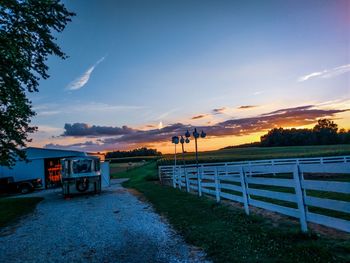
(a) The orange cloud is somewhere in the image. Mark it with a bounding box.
[45,104,349,152]
[212,107,226,114]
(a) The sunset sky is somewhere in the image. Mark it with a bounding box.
[29,0,350,153]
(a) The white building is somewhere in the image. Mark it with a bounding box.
[0,147,110,188]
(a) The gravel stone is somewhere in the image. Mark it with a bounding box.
[0,179,209,263]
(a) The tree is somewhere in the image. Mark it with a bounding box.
[260,119,348,147]
[313,119,338,144]
[0,0,74,167]
[313,119,338,133]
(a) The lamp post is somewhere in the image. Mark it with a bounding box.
[179,135,190,191]
[180,135,190,167]
[185,128,206,196]
[171,136,179,188]
[186,128,206,166]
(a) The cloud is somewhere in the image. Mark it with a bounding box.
[66,56,105,90]
[50,104,348,151]
[238,105,257,109]
[191,114,208,120]
[63,123,135,136]
[156,108,179,120]
[212,107,226,114]
[34,102,144,117]
[36,110,62,116]
[253,91,263,96]
[298,64,350,82]
[37,125,63,134]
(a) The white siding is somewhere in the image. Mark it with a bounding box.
[0,159,45,185]
[101,162,110,188]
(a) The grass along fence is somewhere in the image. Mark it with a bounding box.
[159,156,350,233]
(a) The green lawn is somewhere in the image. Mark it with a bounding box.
[158,144,350,165]
[0,197,43,227]
[112,162,350,263]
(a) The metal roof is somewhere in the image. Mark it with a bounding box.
[25,147,87,160]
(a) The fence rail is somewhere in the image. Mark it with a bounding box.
[158,156,350,233]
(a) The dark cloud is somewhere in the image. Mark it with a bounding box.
[63,123,135,136]
[238,105,257,109]
[46,141,96,149]
[191,114,208,120]
[50,105,348,151]
[212,107,226,114]
[262,105,313,116]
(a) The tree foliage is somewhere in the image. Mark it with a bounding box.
[0,0,74,167]
[260,119,350,147]
[106,147,162,159]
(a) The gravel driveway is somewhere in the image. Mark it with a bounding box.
[0,179,208,263]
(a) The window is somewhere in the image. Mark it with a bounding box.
[72,159,92,174]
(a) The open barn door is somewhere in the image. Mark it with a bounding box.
[44,158,62,188]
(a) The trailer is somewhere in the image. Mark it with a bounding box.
[61,156,102,197]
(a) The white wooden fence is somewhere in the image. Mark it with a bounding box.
[158,156,350,233]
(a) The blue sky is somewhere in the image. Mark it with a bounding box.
[29,0,350,152]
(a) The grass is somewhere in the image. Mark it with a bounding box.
[112,162,350,263]
[107,155,160,164]
[109,161,147,174]
[158,144,350,165]
[0,197,43,227]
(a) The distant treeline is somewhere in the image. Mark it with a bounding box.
[223,119,350,149]
[106,147,162,159]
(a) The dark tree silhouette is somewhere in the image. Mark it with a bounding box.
[106,147,162,159]
[0,0,75,166]
[260,119,349,147]
[313,119,338,145]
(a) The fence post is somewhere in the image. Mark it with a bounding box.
[158,166,162,184]
[272,160,276,176]
[185,167,190,192]
[240,166,250,215]
[178,167,182,190]
[197,165,202,197]
[214,167,220,203]
[248,162,252,177]
[293,164,308,232]
[172,166,176,188]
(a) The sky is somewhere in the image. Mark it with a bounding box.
[29,0,350,153]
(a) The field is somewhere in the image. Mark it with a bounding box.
[158,144,350,165]
[107,156,160,164]
[109,161,147,174]
[112,162,350,263]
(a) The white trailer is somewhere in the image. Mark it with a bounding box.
[0,147,110,193]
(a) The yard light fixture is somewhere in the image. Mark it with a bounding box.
[193,128,199,139]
